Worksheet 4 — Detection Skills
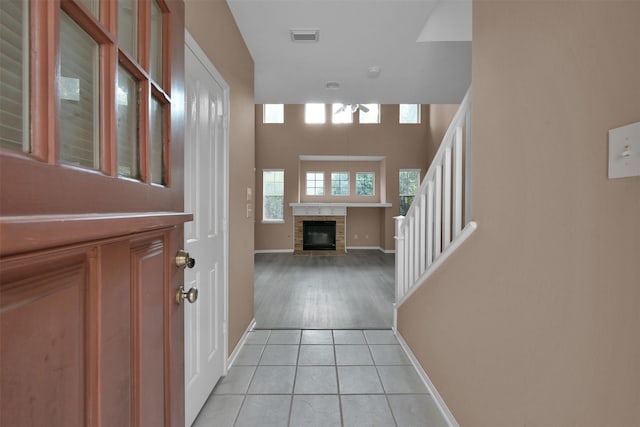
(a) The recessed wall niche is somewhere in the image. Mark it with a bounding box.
[298,155,387,204]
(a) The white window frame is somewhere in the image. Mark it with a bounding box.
[358,104,380,124]
[305,171,325,196]
[331,171,350,196]
[355,172,375,196]
[305,103,326,124]
[399,104,421,124]
[399,169,421,215]
[262,169,285,223]
[263,104,284,124]
[332,103,353,124]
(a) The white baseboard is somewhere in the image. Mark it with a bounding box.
[227,318,256,370]
[254,249,294,254]
[393,328,460,427]
[346,246,395,254]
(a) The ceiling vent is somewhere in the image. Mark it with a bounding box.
[290,30,319,43]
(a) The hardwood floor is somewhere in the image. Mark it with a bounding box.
[254,250,395,329]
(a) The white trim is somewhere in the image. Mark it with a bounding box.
[346,246,387,252]
[393,328,460,427]
[395,221,477,309]
[254,249,294,254]
[262,219,285,224]
[382,248,396,254]
[299,155,385,162]
[226,318,256,370]
[290,202,392,208]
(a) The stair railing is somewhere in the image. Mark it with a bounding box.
[394,86,477,312]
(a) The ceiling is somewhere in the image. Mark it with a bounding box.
[226,0,472,105]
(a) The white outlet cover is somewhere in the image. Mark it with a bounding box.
[608,121,640,179]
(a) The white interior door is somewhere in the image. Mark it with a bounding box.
[184,32,229,427]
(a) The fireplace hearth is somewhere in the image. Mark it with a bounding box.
[303,221,336,251]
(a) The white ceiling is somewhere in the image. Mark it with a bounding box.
[226,0,472,105]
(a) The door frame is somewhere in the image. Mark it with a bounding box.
[184,30,230,373]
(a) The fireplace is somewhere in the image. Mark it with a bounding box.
[303,221,336,251]
[293,215,345,255]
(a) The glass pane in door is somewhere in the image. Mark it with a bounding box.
[117,0,137,58]
[78,0,99,17]
[150,96,165,185]
[59,12,100,170]
[149,0,163,85]
[116,65,139,178]
[0,0,29,152]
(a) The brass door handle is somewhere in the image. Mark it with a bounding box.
[176,285,198,304]
[175,250,196,268]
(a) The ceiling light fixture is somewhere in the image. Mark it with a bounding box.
[335,104,370,114]
[367,66,381,79]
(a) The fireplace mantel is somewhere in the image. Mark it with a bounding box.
[290,202,392,217]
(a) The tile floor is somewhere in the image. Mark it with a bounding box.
[192,329,449,427]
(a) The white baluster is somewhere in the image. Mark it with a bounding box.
[426,181,434,267]
[418,194,426,275]
[434,165,442,258]
[443,147,452,249]
[412,210,419,282]
[408,215,414,286]
[454,126,463,237]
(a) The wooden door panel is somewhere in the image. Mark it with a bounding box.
[131,238,167,427]
[99,240,132,427]
[0,252,90,427]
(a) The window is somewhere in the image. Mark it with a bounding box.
[399,169,420,215]
[331,172,350,196]
[305,103,325,124]
[263,104,284,123]
[306,172,324,196]
[399,104,420,124]
[263,170,284,221]
[0,0,172,183]
[332,104,352,124]
[0,0,29,152]
[355,172,375,196]
[359,104,380,124]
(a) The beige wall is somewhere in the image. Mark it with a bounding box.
[428,104,460,165]
[398,2,640,426]
[255,104,432,251]
[185,0,255,350]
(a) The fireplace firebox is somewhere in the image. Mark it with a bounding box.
[303,221,336,251]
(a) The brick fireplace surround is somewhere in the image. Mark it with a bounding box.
[294,216,345,255]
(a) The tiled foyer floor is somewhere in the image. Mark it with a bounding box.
[192,329,449,427]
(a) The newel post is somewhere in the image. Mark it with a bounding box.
[394,216,405,304]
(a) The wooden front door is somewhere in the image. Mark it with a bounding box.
[0,1,188,426]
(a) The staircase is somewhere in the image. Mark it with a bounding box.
[394,87,477,318]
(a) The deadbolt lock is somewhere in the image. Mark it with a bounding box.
[176,285,199,305]
[175,250,196,269]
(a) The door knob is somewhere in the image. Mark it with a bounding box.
[175,250,196,268]
[176,285,199,304]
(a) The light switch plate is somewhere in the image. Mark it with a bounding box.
[608,122,640,179]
